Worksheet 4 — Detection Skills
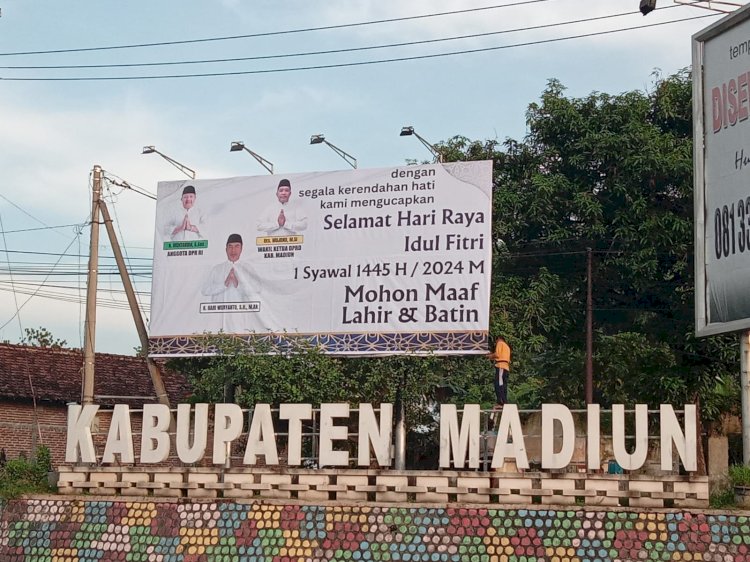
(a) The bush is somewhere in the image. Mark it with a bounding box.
[729,464,750,487]
[710,488,736,509]
[0,446,53,499]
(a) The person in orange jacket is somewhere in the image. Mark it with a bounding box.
[488,336,511,407]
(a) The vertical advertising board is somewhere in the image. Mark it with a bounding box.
[694,5,750,336]
[148,162,493,356]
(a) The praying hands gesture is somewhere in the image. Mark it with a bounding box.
[224,267,239,288]
[172,214,199,236]
[172,214,188,236]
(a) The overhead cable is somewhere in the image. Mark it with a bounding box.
[0,223,87,234]
[0,0,555,57]
[0,235,81,331]
[0,211,23,337]
[0,7,679,71]
[0,15,717,82]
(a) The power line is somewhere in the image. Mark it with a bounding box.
[103,172,157,201]
[108,191,150,321]
[0,248,152,260]
[0,235,81,331]
[0,284,151,311]
[0,243,689,263]
[0,193,81,241]
[0,14,717,82]
[0,211,23,338]
[0,223,86,234]
[0,0,555,57]
[0,8,678,71]
[0,269,152,276]
[0,280,151,297]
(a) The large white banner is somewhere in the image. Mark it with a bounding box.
[148,162,492,356]
[695,7,750,335]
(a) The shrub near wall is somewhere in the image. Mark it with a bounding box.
[1,499,749,561]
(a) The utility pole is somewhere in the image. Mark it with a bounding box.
[82,166,102,405]
[99,199,171,408]
[585,248,594,404]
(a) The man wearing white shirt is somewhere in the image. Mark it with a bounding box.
[163,185,205,241]
[201,234,256,303]
[257,178,308,236]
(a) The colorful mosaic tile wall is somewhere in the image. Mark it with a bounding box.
[0,498,749,561]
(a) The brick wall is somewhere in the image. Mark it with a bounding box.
[0,401,67,464]
[0,402,169,468]
[0,402,219,469]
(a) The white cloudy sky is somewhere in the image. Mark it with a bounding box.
[0,0,740,353]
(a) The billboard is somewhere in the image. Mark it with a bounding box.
[148,162,493,356]
[694,5,750,336]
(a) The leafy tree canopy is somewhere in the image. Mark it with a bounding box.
[437,69,738,419]
[20,327,67,349]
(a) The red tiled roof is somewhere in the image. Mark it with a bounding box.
[0,343,191,406]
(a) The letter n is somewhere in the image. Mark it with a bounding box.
[358,403,393,467]
[660,404,697,471]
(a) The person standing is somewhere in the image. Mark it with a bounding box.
[488,336,511,407]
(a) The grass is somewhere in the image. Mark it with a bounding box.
[729,464,750,487]
[708,464,750,509]
[710,488,736,509]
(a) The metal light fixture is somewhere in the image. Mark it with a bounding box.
[399,126,443,163]
[230,141,274,174]
[309,134,357,169]
[639,0,656,14]
[141,146,196,179]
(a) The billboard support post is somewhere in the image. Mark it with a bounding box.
[585,248,594,404]
[741,331,750,464]
[99,198,171,409]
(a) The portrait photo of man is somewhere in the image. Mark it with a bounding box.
[257,178,308,236]
[201,234,256,303]
[163,185,205,241]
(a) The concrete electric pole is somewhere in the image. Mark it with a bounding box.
[82,166,102,405]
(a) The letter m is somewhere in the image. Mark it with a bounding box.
[439,404,480,469]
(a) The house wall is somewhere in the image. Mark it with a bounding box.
[0,401,122,467]
[0,401,67,464]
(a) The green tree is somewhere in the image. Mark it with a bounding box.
[171,335,348,407]
[437,70,739,418]
[20,327,67,349]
